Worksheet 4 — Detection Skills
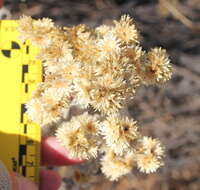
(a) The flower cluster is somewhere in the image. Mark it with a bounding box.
[18,15,172,181]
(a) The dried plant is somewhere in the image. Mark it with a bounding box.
[18,15,172,181]
[158,0,200,32]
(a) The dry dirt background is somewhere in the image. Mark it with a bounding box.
[5,0,200,189]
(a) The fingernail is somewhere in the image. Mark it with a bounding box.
[0,160,12,190]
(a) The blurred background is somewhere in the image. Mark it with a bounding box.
[1,0,200,190]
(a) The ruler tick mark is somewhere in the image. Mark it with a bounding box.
[26,46,29,54]
[22,166,26,176]
[20,104,26,123]
[24,124,27,133]
[19,145,27,165]
[25,84,28,93]
[22,65,28,82]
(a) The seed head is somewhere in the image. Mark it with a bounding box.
[56,113,99,160]
[100,115,139,155]
[136,153,163,174]
[101,150,135,181]
[114,15,139,45]
[137,47,172,85]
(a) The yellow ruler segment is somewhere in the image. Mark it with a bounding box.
[0,20,42,183]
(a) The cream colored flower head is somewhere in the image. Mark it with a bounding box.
[135,136,164,173]
[97,33,121,61]
[101,150,135,181]
[138,136,165,158]
[38,39,72,63]
[26,87,71,126]
[100,115,139,155]
[18,16,56,48]
[136,153,163,174]
[124,45,144,65]
[114,15,139,45]
[89,74,127,114]
[138,47,172,85]
[56,113,99,160]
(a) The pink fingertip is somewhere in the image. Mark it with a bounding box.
[40,169,61,190]
[41,136,83,166]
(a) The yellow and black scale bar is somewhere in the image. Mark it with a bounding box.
[0,20,42,183]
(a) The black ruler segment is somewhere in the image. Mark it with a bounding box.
[22,64,28,82]
[25,84,28,93]
[19,144,27,165]
[20,104,27,123]
[22,166,26,176]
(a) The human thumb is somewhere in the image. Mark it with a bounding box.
[0,160,37,190]
[11,173,38,190]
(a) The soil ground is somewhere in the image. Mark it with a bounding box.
[4,0,200,189]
